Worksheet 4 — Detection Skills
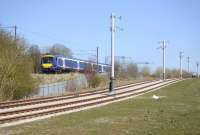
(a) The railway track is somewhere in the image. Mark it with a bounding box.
[0,80,155,109]
[0,79,180,127]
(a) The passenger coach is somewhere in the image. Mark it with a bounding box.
[41,54,110,73]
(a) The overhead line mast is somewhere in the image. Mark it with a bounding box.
[109,13,115,92]
[187,56,190,73]
[109,13,122,93]
[158,40,168,81]
[179,52,184,79]
[196,62,199,78]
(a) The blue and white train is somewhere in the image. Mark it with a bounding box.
[41,54,110,73]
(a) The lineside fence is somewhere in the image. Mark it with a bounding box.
[29,75,88,98]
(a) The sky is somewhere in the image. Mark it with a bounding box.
[0,0,200,72]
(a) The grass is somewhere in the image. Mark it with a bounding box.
[1,79,200,135]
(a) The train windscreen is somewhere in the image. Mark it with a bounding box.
[42,57,53,64]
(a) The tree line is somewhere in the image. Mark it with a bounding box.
[114,61,192,80]
[28,43,73,73]
[0,28,73,101]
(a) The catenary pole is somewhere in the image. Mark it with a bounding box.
[187,56,190,73]
[158,40,167,80]
[109,13,115,92]
[179,52,183,79]
[196,62,199,78]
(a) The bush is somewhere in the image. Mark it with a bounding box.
[127,63,138,78]
[0,29,37,101]
[88,74,102,88]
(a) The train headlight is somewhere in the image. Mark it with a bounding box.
[42,63,52,69]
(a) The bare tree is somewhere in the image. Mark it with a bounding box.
[140,66,150,77]
[48,43,73,58]
[28,44,41,73]
[153,67,162,78]
[127,63,138,78]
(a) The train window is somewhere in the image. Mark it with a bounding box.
[98,65,102,72]
[58,59,63,66]
[42,57,53,64]
[72,61,78,68]
[79,62,87,69]
[65,59,71,67]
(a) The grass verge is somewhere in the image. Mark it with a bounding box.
[1,79,200,135]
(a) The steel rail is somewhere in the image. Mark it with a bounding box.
[0,80,156,109]
[0,80,164,116]
[0,79,178,124]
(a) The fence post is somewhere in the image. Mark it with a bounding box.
[57,83,59,95]
[43,86,44,97]
[48,84,49,96]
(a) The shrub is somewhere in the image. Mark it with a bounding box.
[0,29,37,101]
[88,74,102,88]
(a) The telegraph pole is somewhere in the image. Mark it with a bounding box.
[109,13,115,92]
[158,40,167,80]
[196,62,199,78]
[179,52,184,79]
[96,46,99,73]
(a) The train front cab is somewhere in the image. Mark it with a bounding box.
[41,55,64,73]
[41,55,55,73]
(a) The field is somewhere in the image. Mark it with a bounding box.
[1,79,200,135]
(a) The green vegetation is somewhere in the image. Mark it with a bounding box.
[2,79,200,135]
[0,29,37,101]
[88,74,102,88]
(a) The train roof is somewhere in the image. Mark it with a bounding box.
[42,54,54,57]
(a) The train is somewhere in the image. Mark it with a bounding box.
[41,54,111,73]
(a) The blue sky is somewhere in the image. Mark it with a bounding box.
[0,0,200,72]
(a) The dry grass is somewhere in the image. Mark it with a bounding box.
[32,73,82,84]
